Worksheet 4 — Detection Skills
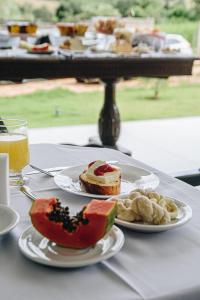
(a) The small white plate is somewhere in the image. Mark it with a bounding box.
[0,205,20,236]
[54,163,159,199]
[18,225,124,268]
[111,195,192,232]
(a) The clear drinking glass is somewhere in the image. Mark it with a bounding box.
[0,118,30,186]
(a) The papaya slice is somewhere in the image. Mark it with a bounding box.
[29,198,117,249]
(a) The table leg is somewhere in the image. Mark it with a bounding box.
[98,78,120,146]
[64,78,132,156]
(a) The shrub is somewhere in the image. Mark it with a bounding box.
[166,4,189,19]
[56,0,82,21]
[192,0,200,19]
[0,0,21,20]
[33,6,54,22]
[114,0,164,20]
[56,1,120,22]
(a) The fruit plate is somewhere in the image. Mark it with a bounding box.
[111,194,192,233]
[54,163,159,199]
[18,225,124,268]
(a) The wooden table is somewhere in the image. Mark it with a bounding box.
[0,50,196,152]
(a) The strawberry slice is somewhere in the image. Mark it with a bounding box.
[32,43,49,52]
[88,161,96,168]
[94,164,116,176]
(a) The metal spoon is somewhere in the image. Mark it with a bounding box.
[20,185,37,201]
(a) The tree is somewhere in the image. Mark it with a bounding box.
[56,1,120,22]
[193,0,200,18]
[33,6,54,22]
[0,0,21,20]
[115,0,136,16]
[77,3,120,19]
[166,4,189,19]
[56,0,82,21]
[115,0,164,20]
[19,3,34,21]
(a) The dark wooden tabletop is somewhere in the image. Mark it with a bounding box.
[0,49,196,81]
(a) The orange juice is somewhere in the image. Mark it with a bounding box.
[0,133,29,172]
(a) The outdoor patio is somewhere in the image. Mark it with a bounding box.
[1,1,200,299]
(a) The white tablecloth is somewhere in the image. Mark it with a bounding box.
[2,144,200,300]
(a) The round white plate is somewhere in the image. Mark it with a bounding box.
[54,163,159,199]
[112,195,192,232]
[18,225,124,268]
[0,205,20,236]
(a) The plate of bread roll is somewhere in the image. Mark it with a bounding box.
[110,189,192,232]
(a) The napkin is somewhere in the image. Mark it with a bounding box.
[0,153,10,206]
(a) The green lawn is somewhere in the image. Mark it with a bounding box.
[1,82,200,128]
[159,21,198,51]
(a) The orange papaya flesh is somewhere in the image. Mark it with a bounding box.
[85,199,117,233]
[29,198,117,249]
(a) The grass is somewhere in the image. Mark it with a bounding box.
[159,21,198,51]
[1,82,200,128]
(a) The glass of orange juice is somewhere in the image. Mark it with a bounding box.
[0,118,29,185]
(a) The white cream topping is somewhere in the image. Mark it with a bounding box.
[85,160,120,184]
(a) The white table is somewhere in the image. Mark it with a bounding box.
[2,143,200,300]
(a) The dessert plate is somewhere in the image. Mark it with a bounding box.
[18,225,124,268]
[54,163,159,199]
[0,205,20,236]
[111,195,192,233]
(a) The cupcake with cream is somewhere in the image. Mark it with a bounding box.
[80,160,121,195]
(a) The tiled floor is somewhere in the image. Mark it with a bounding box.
[29,116,200,175]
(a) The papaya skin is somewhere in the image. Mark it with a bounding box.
[29,198,117,249]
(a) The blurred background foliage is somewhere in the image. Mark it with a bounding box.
[0,0,199,22]
[55,0,199,22]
